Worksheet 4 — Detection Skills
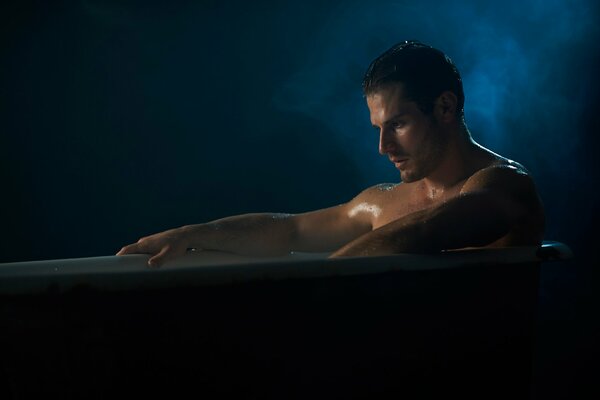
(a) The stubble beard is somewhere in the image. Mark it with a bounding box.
[399,123,448,183]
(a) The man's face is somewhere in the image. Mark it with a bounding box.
[367,83,447,183]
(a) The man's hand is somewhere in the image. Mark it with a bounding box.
[116,226,193,267]
[114,185,393,265]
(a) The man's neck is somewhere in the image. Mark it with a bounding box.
[422,128,480,195]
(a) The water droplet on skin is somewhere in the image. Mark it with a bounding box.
[348,202,383,218]
[376,183,398,192]
[271,213,292,219]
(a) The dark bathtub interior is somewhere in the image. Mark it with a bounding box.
[0,242,572,399]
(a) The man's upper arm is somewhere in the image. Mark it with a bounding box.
[383,165,544,252]
[330,166,544,257]
[289,185,384,252]
[459,164,542,224]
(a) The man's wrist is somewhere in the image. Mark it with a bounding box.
[179,224,206,250]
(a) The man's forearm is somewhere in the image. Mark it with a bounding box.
[183,213,298,256]
[331,192,513,257]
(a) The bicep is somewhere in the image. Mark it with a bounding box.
[291,192,377,252]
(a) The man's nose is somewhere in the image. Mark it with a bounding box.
[378,130,396,155]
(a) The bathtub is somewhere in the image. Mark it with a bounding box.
[0,242,572,399]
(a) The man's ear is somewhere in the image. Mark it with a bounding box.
[434,91,458,123]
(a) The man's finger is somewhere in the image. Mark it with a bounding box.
[148,246,171,268]
[116,243,140,256]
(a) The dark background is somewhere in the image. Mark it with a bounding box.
[1,0,598,398]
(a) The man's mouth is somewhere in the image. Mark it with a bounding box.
[391,157,408,166]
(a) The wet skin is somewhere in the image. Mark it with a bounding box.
[118,82,545,265]
[330,83,545,256]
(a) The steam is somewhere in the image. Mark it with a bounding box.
[270,0,597,185]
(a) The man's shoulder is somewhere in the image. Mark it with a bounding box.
[372,182,402,192]
[469,143,529,174]
[491,157,530,174]
[462,158,535,195]
[350,182,407,205]
[357,182,402,195]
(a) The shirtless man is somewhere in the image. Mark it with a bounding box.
[117,40,545,267]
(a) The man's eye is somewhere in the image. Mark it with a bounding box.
[392,121,405,129]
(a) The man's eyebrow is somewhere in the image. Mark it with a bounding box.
[372,112,408,128]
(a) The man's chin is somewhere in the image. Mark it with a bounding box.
[399,170,419,183]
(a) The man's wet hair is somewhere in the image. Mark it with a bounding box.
[362,40,465,119]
